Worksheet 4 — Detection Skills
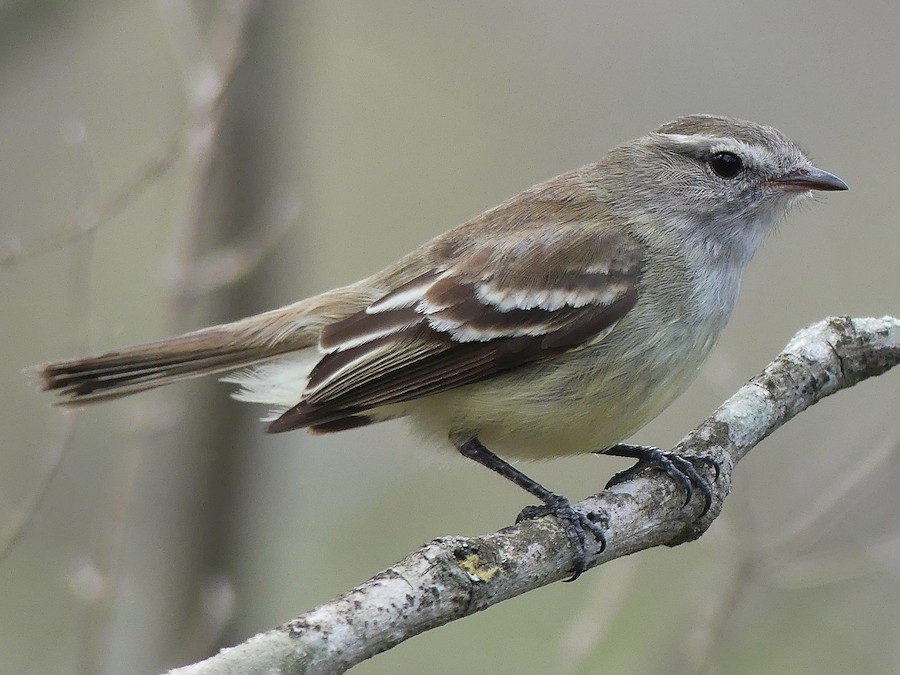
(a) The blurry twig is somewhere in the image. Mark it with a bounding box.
[159,0,262,326]
[683,554,756,675]
[0,415,76,562]
[0,113,198,267]
[0,116,103,563]
[555,559,638,674]
[682,432,900,673]
[763,433,900,554]
[77,438,144,675]
[62,2,260,673]
[0,3,250,269]
[179,191,300,298]
[772,525,900,588]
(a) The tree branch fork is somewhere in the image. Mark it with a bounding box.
[168,316,899,674]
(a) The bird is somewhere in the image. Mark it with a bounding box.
[31,114,848,579]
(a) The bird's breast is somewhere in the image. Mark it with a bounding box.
[408,309,724,460]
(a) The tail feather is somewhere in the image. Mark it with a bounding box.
[29,294,353,406]
[31,339,282,405]
[29,281,388,407]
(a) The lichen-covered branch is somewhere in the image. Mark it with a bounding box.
[166,316,899,675]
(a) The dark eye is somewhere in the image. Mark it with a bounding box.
[709,152,743,178]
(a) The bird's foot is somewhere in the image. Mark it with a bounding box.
[516,493,607,582]
[602,443,720,515]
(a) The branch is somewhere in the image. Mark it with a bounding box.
[167,316,900,674]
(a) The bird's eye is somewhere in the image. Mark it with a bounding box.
[708,152,743,178]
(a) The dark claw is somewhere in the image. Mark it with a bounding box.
[516,494,606,581]
[602,444,719,516]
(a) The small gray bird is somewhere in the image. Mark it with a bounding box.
[32,115,847,578]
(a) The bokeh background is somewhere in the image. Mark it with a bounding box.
[2,2,899,673]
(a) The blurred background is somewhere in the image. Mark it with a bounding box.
[2,1,899,673]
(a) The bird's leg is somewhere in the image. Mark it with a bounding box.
[456,437,606,581]
[601,443,720,515]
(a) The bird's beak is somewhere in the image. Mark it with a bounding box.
[770,165,848,192]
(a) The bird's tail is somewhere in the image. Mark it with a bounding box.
[29,286,376,406]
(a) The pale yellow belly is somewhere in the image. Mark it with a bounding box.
[408,320,720,460]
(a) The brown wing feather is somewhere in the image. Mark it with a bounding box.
[268,210,644,433]
[270,289,637,433]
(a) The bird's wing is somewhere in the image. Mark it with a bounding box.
[268,216,644,433]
